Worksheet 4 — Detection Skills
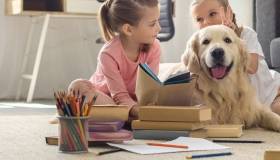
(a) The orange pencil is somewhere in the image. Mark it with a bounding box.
[82,104,88,116]
[85,104,91,116]
[147,142,188,149]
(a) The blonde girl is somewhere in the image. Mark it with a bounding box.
[190,0,280,115]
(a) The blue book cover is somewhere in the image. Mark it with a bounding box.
[133,129,189,140]
[139,63,191,85]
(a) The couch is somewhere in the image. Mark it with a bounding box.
[254,0,280,72]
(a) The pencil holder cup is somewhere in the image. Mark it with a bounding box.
[58,116,89,153]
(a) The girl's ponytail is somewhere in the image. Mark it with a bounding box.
[217,0,243,37]
[232,13,243,37]
[99,0,115,41]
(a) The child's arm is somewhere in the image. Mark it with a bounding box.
[248,53,259,74]
[99,53,137,109]
[240,27,264,75]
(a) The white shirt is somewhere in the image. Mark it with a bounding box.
[241,26,280,106]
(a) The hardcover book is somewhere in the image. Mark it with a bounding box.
[264,150,280,160]
[136,63,201,106]
[45,136,97,146]
[138,105,211,122]
[88,129,133,142]
[133,129,208,140]
[206,124,243,138]
[88,121,124,132]
[133,130,189,140]
[89,105,129,121]
[132,120,205,131]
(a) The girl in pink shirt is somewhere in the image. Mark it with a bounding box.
[68,0,161,119]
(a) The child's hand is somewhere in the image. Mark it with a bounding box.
[129,105,139,119]
[68,79,95,98]
[220,6,236,30]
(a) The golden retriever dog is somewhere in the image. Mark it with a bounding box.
[181,25,280,131]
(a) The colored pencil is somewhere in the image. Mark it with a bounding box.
[53,90,98,152]
[97,148,123,155]
[186,152,232,159]
[212,139,264,143]
[147,142,188,149]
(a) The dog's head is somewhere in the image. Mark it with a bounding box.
[182,25,248,80]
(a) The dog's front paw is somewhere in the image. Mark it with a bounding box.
[273,122,280,132]
[267,114,280,132]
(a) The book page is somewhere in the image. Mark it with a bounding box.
[163,71,191,85]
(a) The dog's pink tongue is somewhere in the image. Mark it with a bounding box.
[211,67,227,79]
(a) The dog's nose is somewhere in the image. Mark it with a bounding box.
[211,48,224,61]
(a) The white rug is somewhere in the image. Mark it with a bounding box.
[0,102,56,108]
[1,101,280,160]
[0,115,278,160]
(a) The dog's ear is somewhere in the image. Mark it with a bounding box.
[238,39,249,72]
[181,33,200,73]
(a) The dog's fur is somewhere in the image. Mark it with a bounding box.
[182,25,280,131]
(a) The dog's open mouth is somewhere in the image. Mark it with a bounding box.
[208,62,233,79]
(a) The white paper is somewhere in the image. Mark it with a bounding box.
[107,137,230,155]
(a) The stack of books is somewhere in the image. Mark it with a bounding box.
[87,105,133,142]
[132,105,212,140]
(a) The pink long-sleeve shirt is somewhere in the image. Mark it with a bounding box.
[89,36,161,108]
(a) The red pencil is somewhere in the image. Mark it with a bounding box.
[147,142,188,149]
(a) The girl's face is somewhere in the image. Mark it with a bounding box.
[130,5,161,44]
[191,0,224,29]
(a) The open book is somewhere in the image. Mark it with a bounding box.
[139,63,191,85]
[136,63,201,106]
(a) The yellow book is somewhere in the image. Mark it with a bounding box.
[264,150,280,160]
[45,136,58,145]
[139,105,211,122]
[45,136,103,146]
[188,129,208,138]
[89,105,129,121]
[206,124,243,138]
[132,120,205,131]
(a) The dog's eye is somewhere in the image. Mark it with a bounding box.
[202,39,210,45]
[224,37,232,44]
